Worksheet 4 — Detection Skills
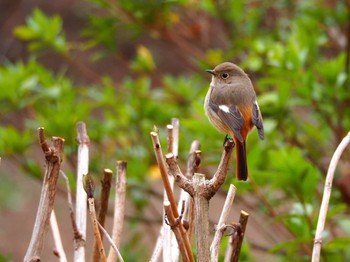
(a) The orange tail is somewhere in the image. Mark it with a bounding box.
[234,137,248,181]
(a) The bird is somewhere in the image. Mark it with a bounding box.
[204,62,264,180]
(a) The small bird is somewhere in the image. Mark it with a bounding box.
[204,62,264,180]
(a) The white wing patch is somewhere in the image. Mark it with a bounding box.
[219,105,230,113]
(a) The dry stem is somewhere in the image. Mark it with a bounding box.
[312,131,350,262]
[107,161,127,262]
[24,128,64,262]
[88,198,107,262]
[98,222,124,262]
[93,169,113,262]
[225,210,249,262]
[50,210,67,262]
[210,184,237,261]
[75,121,90,262]
[151,131,194,262]
[60,171,84,247]
[164,201,190,262]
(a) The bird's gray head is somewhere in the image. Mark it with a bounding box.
[206,62,247,87]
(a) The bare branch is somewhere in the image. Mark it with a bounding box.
[150,132,179,214]
[211,184,237,261]
[150,131,194,262]
[24,129,64,262]
[164,201,190,262]
[50,210,67,262]
[93,168,113,262]
[108,161,127,262]
[225,210,249,262]
[60,171,84,247]
[207,138,235,199]
[88,198,107,262]
[312,131,350,262]
[167,124,174,154]
[75,121,90,261]
[171,118,180,157]
[98,222,124,262]
[165,153,194,196]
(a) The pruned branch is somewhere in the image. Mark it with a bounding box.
[60,171,84,247]
[50,210,67,262]
[166,153,194,196]
[93,169,113,262]
[211,184,237,261]
[24,128,64,262]
[207,138,235,199]
[75,121,90,261]
[150,130,194,262]
[164,201,190,262]
[83,174,107,262]
[225,210,249,262]
[108,161,127,262]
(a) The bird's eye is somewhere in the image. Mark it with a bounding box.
[222,73,229,79]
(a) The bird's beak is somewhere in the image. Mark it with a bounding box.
[206,69,216,76]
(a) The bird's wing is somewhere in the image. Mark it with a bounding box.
[209,100,244,142]
[252,101,264,140]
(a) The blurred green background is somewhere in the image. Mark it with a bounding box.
[1,0,350,261]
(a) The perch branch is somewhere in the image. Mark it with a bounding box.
[108,161,127,262]
[207,138,235,199]
[312,131,350,262]
[210,184,237,261]
[24,128,64,262]
[93,169,113,262]
[75,121,90,261]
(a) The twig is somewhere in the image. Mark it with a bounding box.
[83,174,107,262]
[93,169,113,262]
[107,161,127,262]
[150,131,178,212]
[183,140,200,242]
[98,222,124,262]
[164,124,176,261]
[50,210,67,262]
[171,118,180,157]
[88,198,107,262]
[227,210,249,262]
[60,171,84,247]
[210,184,237,261]
[150,120,182,262]
[312,131,350,262]
[164,201,190,262]
[24,128,65,262]
[151,131,194,262]
[167,124,174,154]
[75,121,90,262]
